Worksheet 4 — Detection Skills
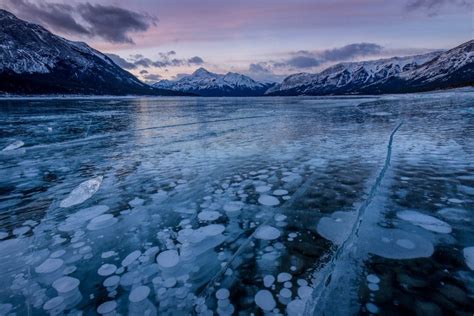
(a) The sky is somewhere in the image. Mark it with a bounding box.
[1,0,472,82]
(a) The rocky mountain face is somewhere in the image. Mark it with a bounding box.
[267,40,473,96]
[0,9,186,96]
[153,68,274,96]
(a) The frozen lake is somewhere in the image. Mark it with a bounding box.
[0,92,473,315]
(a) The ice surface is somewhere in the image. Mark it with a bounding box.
[397,210,452,233]
[35,258,64,274]
[273,189,288,196]
[366,274,380,284]
[1,92,474,315]
[156,250,179,268]
[368,228,434,259]
[287,299,305,315]
[258,195,280,206]
[52,276,80,293]
[298,286,313,299]
[2,140,24,151]
[121,250,141,267]
[280,287,292,298]
[263,275,275,287]
[198,210,221,221]
[216,288,230,300]
[129,285,150,302]
[43,296,64,311]
[464,247,474,270]
[437,208,470,222]
[316,211,356,245]
[366,303,379,314]
[256,185,271,193]
[97,301,117,314]
[254,226,281,240]
[87,214,117,231]
[277,272,292,282]
[254,290,276,311]
[60,176,103,208]
[103,275,120,287]
[98,264,117,276]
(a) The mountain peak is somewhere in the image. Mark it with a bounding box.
[0,9,15,18]
[192,67,213,76]
[153,69,272,96]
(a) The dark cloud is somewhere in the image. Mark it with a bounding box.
[5,0,89,35]
[188,56,204,65]
[270,42,384,70]
[248,63,271,73]
[320,43,383,61]
[139,70,149,74]
[285,56,321,68]
[106,53,137,70]
[108,53,206,70]
[4,0,157,44]
[142,74,162,82]
[246,63,287,83]
[135,58,154,68]
[406,0,469,11]
[78,3,157,43]
[174,73,190,80]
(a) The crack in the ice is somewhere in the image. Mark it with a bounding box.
[305,121,403,314]
[21,115,273,151]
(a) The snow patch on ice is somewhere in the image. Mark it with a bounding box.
[2,140,24,151]
[397,210,452,233]
[464,247,474,270]
[60,176,103,208]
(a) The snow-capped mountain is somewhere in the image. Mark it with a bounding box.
[153,68,274,96]
[267,40,473,96]
[373,40,474,94]
[0,9,186,96]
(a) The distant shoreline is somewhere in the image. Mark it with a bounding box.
[0,87,473,101]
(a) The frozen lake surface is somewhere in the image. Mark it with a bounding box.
[0,92,473,315]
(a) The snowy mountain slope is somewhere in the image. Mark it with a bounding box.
[371,40,474,93]
[267,40,473,96]
[153,68,274,96]
[0,9,187,96]
[266,52,440,95]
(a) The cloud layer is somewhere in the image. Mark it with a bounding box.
[107,52,205,70]
[246,43,385,82]
[249,42,384,76]
[3,0,156,43]
[282,43,384,69]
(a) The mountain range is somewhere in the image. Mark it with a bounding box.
[267,41,473,96]
[153,68,274,96]
[0,9,187,96]
[0,8,472,96]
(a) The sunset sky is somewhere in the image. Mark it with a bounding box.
[1,0,472,82]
